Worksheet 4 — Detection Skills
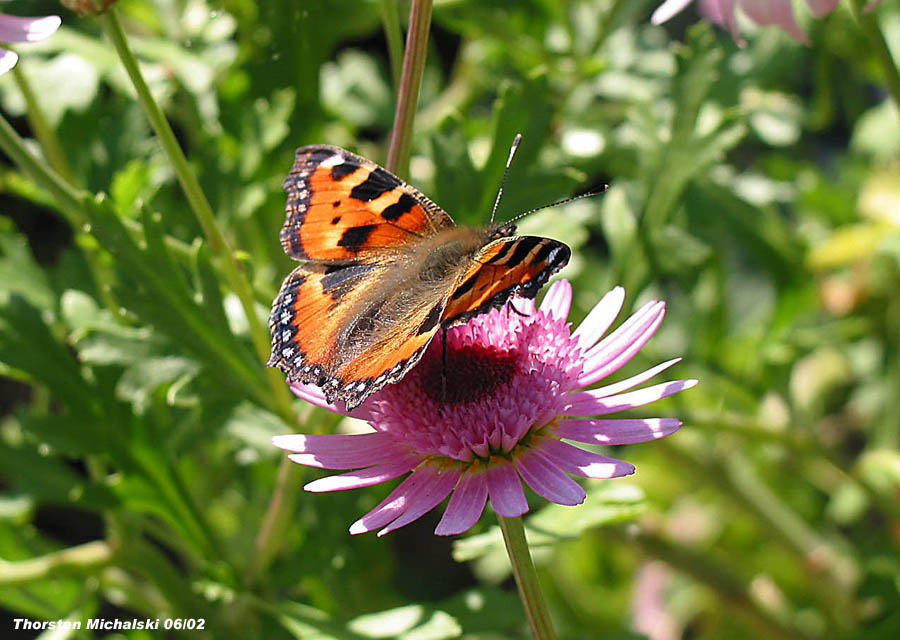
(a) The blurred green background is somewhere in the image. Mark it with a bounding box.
[1,0,898,638]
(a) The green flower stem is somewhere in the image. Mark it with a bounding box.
[497,515,557,640]
[98,9,296,425]
[0,541,113,587]
[385,0,434,177]
[10,62,75,184]
[848,0,900,120]
[0,113,85,222]
[379,0,404,90]
[244,456,303,584]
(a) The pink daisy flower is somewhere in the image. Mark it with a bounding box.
[273,281,697,536]
[652,0,883,46]
[0,13,61,75]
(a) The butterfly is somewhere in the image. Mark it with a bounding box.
[267,143,571,410]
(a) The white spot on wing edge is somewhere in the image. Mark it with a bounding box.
[320,154,345,168]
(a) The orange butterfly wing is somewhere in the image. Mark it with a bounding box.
[280,145,452,261]
[268,259,447,408]
[442,235,571,327]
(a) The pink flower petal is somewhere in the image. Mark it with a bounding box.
[288,380,374,420]
[586,358,682,399]
[567,379,698,416]
[540,279,572,320]
[651,0,696,24]
[514,448,586,505]
[556,418,682,445]
[273,432,406,469]
[349,465,439,534]
[273,431,387,453]
[806,0,839,18]
[486,461,528,517]
[0,48,16,75]
[537,439,635,479]
[572,286,625,351]
[0,15,61,43]
[303,455,421,492]
[435,469,489,535]
[740,0,810,44]
[577,301,666,387]
[378,465,461,535]
[700,0,743,43]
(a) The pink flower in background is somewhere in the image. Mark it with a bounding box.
[0,13,61,75]
[273,281,697,536]
[652,0,883,46]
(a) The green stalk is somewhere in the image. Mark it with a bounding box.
[379,0,404,90]
[0,113,85,222]
[10,62,75,184]
[848,0,900,121]
[497,516,557,640]
[0,541,113,587]
[385,0,434,177]
[97,9,296,424]
[243,456,303,584]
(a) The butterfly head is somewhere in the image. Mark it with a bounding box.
[489,223,517,240]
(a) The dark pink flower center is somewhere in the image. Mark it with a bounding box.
[420,342,519,405]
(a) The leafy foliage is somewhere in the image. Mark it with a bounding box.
[1,0,899,638]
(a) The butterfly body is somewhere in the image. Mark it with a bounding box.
[269,145,570,409]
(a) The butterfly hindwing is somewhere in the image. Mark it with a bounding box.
[268,259,449,408]
[442,236,571,327]
[280,146,453,261]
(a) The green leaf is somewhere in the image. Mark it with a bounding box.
[684,179,804,286]
[430,115,481,219]
[347,605,461,640]
[193,243,230,335]
[80,197,268,405]
[224,402,291,454]
[652,224,714,273]
[0,218,56,311]
[0,296,96,418]
[641,24,746,232]
[269,600,363,640]
[110,158,159,215]
[117,356,200,414]
[321,50,392,130]
[0,53,100,127]
[478,76,556,219]
[0,438,118,509]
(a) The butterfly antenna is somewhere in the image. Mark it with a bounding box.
[490,134,524,226]
[505,185,609,225]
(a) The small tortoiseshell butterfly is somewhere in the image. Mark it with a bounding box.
[268,142,570,409]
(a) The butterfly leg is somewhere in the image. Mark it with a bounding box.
[440,329,448,411]
[508,300,529,317]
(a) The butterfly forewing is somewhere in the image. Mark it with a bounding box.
[281,146,453,261]
[442,236,571,327]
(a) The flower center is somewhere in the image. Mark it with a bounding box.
[420,342,519,405]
